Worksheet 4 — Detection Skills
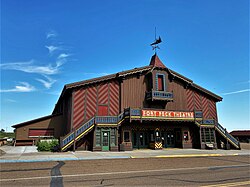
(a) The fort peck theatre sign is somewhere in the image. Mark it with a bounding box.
[142,110,194,119]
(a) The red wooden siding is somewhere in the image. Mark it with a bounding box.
[72,80,120,129]
[73,88,86,128]
[209,100,217,120]
[98,83,108,105]
[201,94,210,119]
[186,88,194,111]
[86,85,97,119]
[28,129,54,137]
[109,80,119,115]
[185,88,217,120]
[194,92,202,110]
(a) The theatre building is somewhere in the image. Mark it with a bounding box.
[12,54,240,150]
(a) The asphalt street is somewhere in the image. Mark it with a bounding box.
[1,155,250,186]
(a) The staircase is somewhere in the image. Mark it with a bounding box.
[60,112,125,151]
[215,122,240,149]
[195,120,240,149]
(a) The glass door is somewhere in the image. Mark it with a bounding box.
[102,131,110,151]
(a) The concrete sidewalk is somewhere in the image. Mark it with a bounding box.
[0,145,249,163]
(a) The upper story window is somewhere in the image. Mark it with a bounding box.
[156,73,166,91]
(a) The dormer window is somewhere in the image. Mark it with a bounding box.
[156,73,166,91]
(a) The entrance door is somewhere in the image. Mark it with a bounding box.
[102,131,110,151]
[162,131,175,148]
[132,131,149,149]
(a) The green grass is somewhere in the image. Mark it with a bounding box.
[0,132,15,139]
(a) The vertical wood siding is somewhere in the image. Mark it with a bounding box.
[121,75,147,109]
[167,80,187,111]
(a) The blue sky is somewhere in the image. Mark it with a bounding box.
[1,0,249,132]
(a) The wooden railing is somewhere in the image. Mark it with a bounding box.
[60,112,125,151]
[146,90,174,101]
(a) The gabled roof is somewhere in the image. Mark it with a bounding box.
[53,54,222,114]
[12,113,62,128]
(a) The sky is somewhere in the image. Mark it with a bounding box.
[1,0,249,132]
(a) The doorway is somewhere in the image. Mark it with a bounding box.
[102,131,110,151]
[162,131,175,148]
[132,131,149,149]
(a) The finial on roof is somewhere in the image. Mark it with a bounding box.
[150,27,162,54]
[149,53,166,68]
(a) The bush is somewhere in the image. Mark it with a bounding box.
[37,139,59,152]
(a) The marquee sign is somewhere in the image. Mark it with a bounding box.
[142,110,194,119]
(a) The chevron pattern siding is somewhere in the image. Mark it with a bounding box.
[186,88,194,111]
[73,88,86,128]
[86,85,97,119]
[201,94,209,119]
[98,83,108,105]
[194,92,202,110]
[209,100,217,121]
[109,80,119,115]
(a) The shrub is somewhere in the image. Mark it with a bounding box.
[37,139,59,152]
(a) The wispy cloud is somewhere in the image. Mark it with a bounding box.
[57,53,71,59]
[36,75,56,89]
[0,82,35,93]
[221,89,250,95]
[46,30,57,39]
[45,45,61,54]
[0,60,62,75]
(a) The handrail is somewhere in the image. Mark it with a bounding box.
[60,111,126,151]
[215,122,240,148]
[61,117,95,150]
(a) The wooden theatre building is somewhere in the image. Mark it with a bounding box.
[12,54,240,151]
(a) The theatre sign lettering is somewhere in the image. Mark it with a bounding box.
[142,110,194,119]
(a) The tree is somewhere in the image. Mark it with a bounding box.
[1,129,5,132]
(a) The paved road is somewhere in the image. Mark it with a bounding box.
[1,155,249,186]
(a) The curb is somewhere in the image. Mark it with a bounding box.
[0,156,130,163]
[130,153,240,159]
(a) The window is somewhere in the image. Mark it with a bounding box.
[158,75,164,91]
[156,73,166,91]
[124,131,130,142]
[98,105,108,116]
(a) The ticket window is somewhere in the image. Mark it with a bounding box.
[183,131,189,142]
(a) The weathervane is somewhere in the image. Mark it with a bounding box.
[150,27,162,53]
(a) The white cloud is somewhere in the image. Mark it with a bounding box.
[57,53,71,59]
[0,82,35,93]
[45,45,60,54]
[46,30,57,39]
[222,89,250,95]
[36,75,56,89]
[0,60,62,75]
